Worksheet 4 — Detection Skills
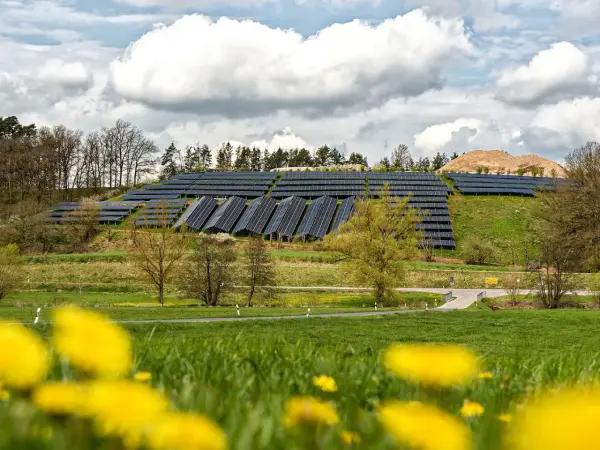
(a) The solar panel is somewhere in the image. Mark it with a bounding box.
[310,197,338,239]
[264,196,306,237]
[331,197,355,232]
[233,196,277,235]
[186,197,219,230]
[203,196,247,233]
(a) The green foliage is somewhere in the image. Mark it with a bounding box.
[464,237,496,265]
[326,188,420,305]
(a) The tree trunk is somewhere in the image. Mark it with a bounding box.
[246,284,255,307]
[159,283,164,307]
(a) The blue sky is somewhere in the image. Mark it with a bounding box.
[1,0,600,164]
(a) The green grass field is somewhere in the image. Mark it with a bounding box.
[448,195,538,265]
[2,310,600,449]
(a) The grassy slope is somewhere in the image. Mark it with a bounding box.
[448,195,539,265]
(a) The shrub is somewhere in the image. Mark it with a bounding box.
[464,238,496,265]
[0,244,24,300]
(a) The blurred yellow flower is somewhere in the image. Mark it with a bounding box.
[283,396,339,428]
[0,390,9,401]
[0,321,49,389]
[147,412,227,450]
[313,375,338,392]
[134,372,152,382]
[478,372,494,379]
[507,386,600,450]
[32,382,85,416]
[83,380,170,448]
[379,401,472,450]
[53,307,132,378]
[384,344,479,388]
[340,430,360,445]
[460,400,485,418]
[497,413,512,423]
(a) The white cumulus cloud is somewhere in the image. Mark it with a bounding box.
[108,11,472,118]
[496,42,598,107]
[38,59,93,90]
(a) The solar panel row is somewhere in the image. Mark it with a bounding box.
[233,196,277,235]
[185,197,219,230]
[264,196,306,238]
[203,196,247,233]
[296,196,338,239]
[330,196,356,232]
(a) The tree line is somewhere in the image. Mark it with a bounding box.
[0,116,158,209]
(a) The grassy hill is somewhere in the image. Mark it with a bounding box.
[448,195,539,266]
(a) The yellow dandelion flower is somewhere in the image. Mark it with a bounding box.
[507,386,600,450]
[146,412,227,450]
[313,375,338,393]
[340,430,360,445]
[32,382,85,416]
[379,401,472,450]
[83,380,170,448]
[383,343,479,388]
[497,413,512,423]
[0,321,49,389]
[283,396,339,428]
[478,372,494,380]
[460,400,485,418]
[53,307,132,378]
[134,372,152,382]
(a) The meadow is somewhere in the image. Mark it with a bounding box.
[2,309,600,450]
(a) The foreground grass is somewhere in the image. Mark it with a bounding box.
[2,310,600,449]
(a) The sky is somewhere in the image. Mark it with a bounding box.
[2,0,600,164]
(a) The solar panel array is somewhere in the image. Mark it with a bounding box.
[184,197,219,231]
[45,201,139,224]
[264,196,306,238]
[330,196,356,232]
[296,196,338,240]
[233,196,277,235]
[134,199,189,227]
[448,173,569,196]
[203,196,247,233]
[122,172,277,201]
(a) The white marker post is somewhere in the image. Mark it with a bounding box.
[374,302,377,311]
[306,307,311,318]
[236,305,240,316]
[425,302,428,311]
[34,307,41,325]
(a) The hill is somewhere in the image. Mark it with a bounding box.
[439,150,566,177]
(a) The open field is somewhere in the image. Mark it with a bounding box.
[448,195,539,265]
[3,310,600,449]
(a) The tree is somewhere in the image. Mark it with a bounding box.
[451,152,459,160]
[244,235,276,306]
[0,244,24,300]
[347,152,368,166]
[505,274,524,307]
[216,143,234,171]
[161,143,182,179]
[183,144,201,172]
[182,234,237,306]
[391,144,412,171]
[66,200,101,245]
[130,205,189,306]
[536,236,576,309]
[314,145,331,166]
[325,187,421,305]
[414,157,431,172]
[329,147,345,165]
[431,152,449,170]
[464,237,496,265]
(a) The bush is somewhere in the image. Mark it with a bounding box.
[464,238,496,265]
[0,244,24,300]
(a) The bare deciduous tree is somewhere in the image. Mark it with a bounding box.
[182,234,237,307]
[244,235,275,306]
[131,204,190,306]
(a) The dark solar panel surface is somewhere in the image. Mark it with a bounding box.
[203,196,247,232]
[264,196,306,237]
[186,197,218,230]
[233,196,277,235]
[331,197,355,232]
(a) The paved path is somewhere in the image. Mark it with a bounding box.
[116,288,514,325]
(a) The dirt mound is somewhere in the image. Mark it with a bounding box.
[438,150,566,177]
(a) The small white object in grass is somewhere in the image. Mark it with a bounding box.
[236,304,240,316]
[34,307,41,325]
[306,307,311,318]
[374,302,377,311]
[425,302,428,311]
